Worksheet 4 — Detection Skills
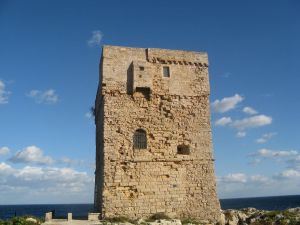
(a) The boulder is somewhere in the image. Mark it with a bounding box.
[217,213,226,225]
[171,219,182,225]
[237,211,247,221]
[287,207,300,214]
[242,207,257,215]
[26,218,38,224]
[228,216,239,225]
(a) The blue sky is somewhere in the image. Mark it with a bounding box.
[0,0,300,204]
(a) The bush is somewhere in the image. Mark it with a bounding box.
[181,218,200,224]
[104,216,134,223]
[146,213,170,222]
[0,216,41,225]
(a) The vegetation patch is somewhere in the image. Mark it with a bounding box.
[102,216,135,224]
[0,216,42,225]
[181,218,202,225]
[145,212,171,222]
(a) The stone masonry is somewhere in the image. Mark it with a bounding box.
[94,45,221,222]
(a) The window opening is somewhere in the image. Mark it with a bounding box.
[134,129,147,149]
[177,145,190,155]
[163,66,170,78]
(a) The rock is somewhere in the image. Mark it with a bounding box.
[228,216,239,225]
[158,219,168,224]
[217,213,226,225]
[237,211,247,221]
[137,218,145,224]
[287,207,300,214]
[249,217,257,224]
[242,207,257,215]
[224,210,239,225]
[147,219,181,225]
[171,219,181,225]
[147,222,160,225]
[26,218,38,223]
[275,214,284,220]
[159,219,181,225]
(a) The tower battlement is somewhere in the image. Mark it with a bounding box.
[94,45,220,222]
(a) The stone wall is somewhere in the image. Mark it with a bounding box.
[94,45,221,222]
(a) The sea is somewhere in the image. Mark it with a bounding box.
[0,195,300,220]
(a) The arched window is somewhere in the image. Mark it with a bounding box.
[134,129,147,149]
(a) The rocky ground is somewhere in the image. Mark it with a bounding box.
[2,208,300,225]
[218,207,300,225]
[76,208,300,225]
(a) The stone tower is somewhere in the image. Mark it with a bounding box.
[94,45,220,222]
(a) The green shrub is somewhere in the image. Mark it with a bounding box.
[104,216,134,223]
[250,221,273,225]
[146,212,170,222]
[181,218,201,224]
[0,216,41,225]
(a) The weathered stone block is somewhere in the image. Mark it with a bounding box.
[67,213,72,221]
[88,213,101,221]
[45,212,52,222]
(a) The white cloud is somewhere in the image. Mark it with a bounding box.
[243,106,258,115]
[256,132,277,144]
[218,170,300,198]
[249,175,270,183]
[57,157,94,168]
[231,114,272,130]
[0,162,94,204]
[0,80,10,104]
[249,148,300,172]
[211,94,244,113]
[274,169,300,179]
[0,162,15,175]
[254,148,298,159]
[250,148,299,165]
[0,146,10,156]
[8,145,92,169]
[212,95,272,135]
[219,173,247,183]
[236,131,246,138]
[87,30,103,47]
[218,173,270,186]
[9,146,54,165]
[28,89,59,104]
[215,117,232,126]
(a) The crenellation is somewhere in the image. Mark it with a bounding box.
[94,45,221,223]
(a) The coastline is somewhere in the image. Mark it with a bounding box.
[1,195,300,224]
[1,207,300,225]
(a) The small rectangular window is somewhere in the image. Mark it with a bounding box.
[163,66,170,78]
[139,66,144,71]
[177,145,190,155]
